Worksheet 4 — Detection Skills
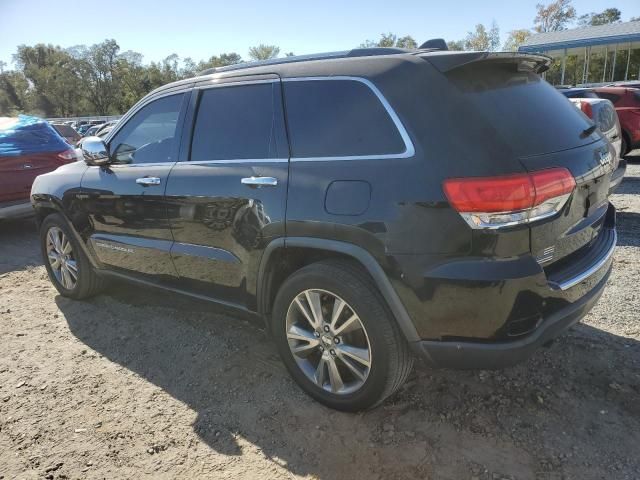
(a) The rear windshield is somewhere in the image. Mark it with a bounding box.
[596,92,621,104]
[52,124,77,136]
[445,64,595,157]
[562,89,598,99]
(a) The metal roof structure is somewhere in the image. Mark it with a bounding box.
[519,20,640,52]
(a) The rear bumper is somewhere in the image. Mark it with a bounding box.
[609,158,626,194]
[413,265,610,369]
[401,205,617,369]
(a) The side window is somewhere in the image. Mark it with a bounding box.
[283,79,407,158]
[190,82,286,161]
[109,93,185,164]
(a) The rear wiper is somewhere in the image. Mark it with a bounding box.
[581,124,597,138]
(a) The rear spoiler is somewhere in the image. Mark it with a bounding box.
[421,51,551,74]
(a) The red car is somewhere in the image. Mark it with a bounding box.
[594,87,640,155]
[0,116,77,220]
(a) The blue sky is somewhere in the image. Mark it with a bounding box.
[1,0,639,67]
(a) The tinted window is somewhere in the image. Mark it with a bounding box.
[284,79,406,158]
[561,89,598,99]
[446,64,595,156]
[190,83,286,161]
[109,93,184,164]
[52,124,78,136]
[596,92,621,104]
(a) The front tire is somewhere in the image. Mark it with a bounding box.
[40,213,105,299]
[271,260,413,411]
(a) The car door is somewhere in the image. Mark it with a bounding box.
[165,76,289,307]
[79,90,189,280]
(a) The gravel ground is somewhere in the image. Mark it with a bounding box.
[1,155,639,480]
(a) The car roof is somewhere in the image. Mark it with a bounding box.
[145,48,549,99]
[594,86,634,93]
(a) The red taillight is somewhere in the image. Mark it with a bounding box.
[56,149,77,163]
[443,168,575,229]
[443,173,535,213]
[579,101,593,118]
[530,168,576,205]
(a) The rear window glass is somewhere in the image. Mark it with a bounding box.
[52,124,77,136]
[446,64,595,157]
[562,90,598,99]
[190,82,286,161]
[596,92,621,104]
[283,79,406,158]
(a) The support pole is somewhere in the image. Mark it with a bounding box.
[625,43,631,80]
[560,49,567,85]
[602,46,608,82]
[611,44,617,82]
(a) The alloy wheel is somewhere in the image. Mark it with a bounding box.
[46,227,78,290]
[285,289,372,395]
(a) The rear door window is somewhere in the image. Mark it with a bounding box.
[190,82,286,161]
[283,79,408,159]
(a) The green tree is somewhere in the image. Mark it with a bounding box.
[503,29,532,51]
[0,70,30,115]
[447,40,465,51]
[14,43,83,117]
[534,0,576,32]
[248,44,280,61]
[464,22,500,51]
[360,33,417,49]
[70,39,121,115]
[578,8,621,26]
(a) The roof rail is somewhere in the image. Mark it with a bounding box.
[196,47,412,76]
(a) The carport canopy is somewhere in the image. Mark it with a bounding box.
[518,20,640,86]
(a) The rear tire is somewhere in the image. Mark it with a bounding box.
[40,213,105,299]
[621,135,628,157]
[271,260,413,411]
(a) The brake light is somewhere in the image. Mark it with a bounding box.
[443,168,575,229]
[579,101,593,118]
[56,149,77,163]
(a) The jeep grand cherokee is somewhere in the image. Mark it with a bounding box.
[31,47,617,411]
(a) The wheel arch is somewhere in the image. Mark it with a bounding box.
[32,195,100,270]
[257,237,420,343]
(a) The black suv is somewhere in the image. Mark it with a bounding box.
[31,48,617,411]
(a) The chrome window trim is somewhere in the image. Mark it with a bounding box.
[194,78,279,91]
[176,158,288,165]
[283,76,415,162]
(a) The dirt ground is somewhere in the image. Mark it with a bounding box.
[1,156,639,480]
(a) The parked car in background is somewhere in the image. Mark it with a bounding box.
[32,49,617,410]
[593,87,640,155]
[95,120,118,138]
[51,122,81,146]
[1,116,78,220]
[558,88,625,193]
[558,87,599,99]
[77,123,92,135]
[608,81,640,89]
[83,124,105,137]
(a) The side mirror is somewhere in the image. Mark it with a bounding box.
[81,136,110,166]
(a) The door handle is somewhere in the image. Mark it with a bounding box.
[241,176,278,187]
[136,177,161,186]
[22,164,33,169]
